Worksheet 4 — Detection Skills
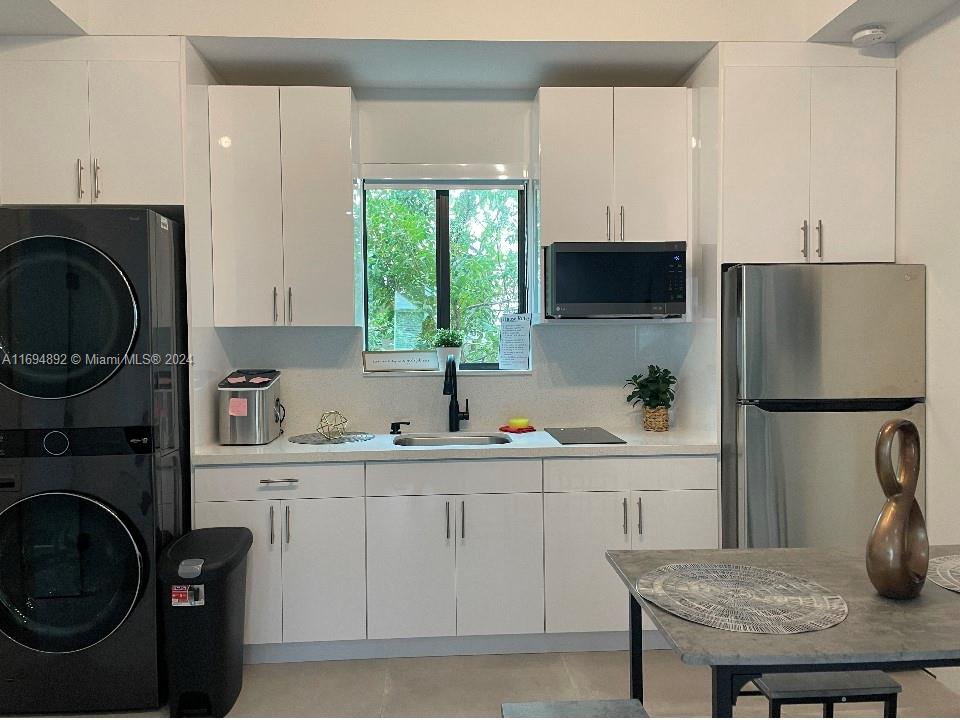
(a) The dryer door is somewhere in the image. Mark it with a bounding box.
[0,492,144,653]
[0,235,139,399]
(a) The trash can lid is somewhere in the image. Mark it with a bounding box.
[161,527,253,580]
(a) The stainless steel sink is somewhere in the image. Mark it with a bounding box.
[392,433,512,447]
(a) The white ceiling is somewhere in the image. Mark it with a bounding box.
[810,0,959,43]
[189,37,715,89]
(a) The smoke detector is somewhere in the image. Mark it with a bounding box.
[851,26,887,47]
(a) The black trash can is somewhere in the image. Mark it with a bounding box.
[159,527,253,717]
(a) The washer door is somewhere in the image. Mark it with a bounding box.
[0,235,138,399]
[0,492,143,653]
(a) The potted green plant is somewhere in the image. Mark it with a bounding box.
[431,328,465,369]
[625,365,677,432]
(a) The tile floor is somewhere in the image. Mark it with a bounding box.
[220,650,960,717]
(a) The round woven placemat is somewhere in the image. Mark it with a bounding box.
[288,432,374,445]
[635,562,848,634]
[929,554,960,593]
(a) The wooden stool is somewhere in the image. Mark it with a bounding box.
[502,699,649,717]
[754,670,902,718]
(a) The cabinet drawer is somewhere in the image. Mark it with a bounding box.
[366,459,542,496]
[544,456,717,492]
[195,463,364,501]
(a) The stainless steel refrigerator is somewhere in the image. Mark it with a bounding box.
[721,264,926,549]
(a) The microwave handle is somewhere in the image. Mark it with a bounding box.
[606,205,611,242]
[620,205,625,242]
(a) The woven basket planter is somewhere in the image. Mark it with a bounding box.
[643,405,670,432]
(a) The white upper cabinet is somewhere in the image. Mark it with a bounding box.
[0,60,182,206]
[809,67,896,263]
[0,62,90,204]
[537,86,688,246]
[209,86,285,327]
[88,61,183,205]
[280,87,357,326]
[722,66,812,264]
[722,65,896,264]
[538,87,615,244]
[613,87,689,242]
[210,85,358,327]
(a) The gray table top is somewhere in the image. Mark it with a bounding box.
[607,545,960,668]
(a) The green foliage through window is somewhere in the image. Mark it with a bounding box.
[363,184,526,367]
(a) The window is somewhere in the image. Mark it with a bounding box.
[363,183,527,369]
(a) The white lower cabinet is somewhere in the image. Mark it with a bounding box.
[455,493,544,636]
[193,499,283,645]
[194,495,366,645]
[544,491,631,633]
[366,495,457,639]
[543,457,719,634]
[281,498,366,643]
[366,491,546,639]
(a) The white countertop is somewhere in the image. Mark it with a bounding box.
[192,427,719,465]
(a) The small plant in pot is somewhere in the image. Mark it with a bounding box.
[625,365,677,432]
[431,328,465,369]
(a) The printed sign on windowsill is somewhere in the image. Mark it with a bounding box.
[499,313,532,370]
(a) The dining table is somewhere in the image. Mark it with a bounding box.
[606,545,960,717]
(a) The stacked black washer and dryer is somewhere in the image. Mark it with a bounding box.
[0,208,189,713]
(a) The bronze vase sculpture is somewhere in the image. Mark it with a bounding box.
[866,418,929,599]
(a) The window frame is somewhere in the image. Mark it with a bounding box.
[361,181,528,370]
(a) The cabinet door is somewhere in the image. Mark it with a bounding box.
[631,490,718,550]
[280,87,357,326]
[281,498,366,642]
[193,500,282,645]
[88,61,183,205]
[722,67,812,264]
[0,61,90,204]
[810,67,896,263]
[613,87,688,242]
[456,493,544,636]
[209,86,284,327]
[366,495,456,639]
[544,492,631,633]
[538,87,614,244]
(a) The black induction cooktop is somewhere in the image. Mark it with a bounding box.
[544,427,626,445]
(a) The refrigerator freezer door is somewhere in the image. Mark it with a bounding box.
[739,402,925,549]
[736,264,925,401]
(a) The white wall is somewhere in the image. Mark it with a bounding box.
[897,3,960,545]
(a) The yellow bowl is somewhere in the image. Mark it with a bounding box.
[507,417,530,429]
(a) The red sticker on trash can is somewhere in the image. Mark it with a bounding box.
[228,398,248,417]
[171,584,205,606]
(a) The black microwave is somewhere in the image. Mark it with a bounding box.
[544,242,686,318]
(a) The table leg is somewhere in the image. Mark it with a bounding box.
[711,667,738,718]
[629,594,644,703]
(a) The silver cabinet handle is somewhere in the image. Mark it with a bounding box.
[606,205,611,241]
[285,504,291,543]
[287,287,293,324]
[269,504,275,545]
[622,497,628,535]
[259,478,299,485]
[273,286,279,323]
[77,158,85,200]
[445,500,451,539]
[801,220,809,258]
[460,500,466,540]
[637,497,644,535]
[619,205,625,241]
[816,219,823,258]
[93,158,101,199]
